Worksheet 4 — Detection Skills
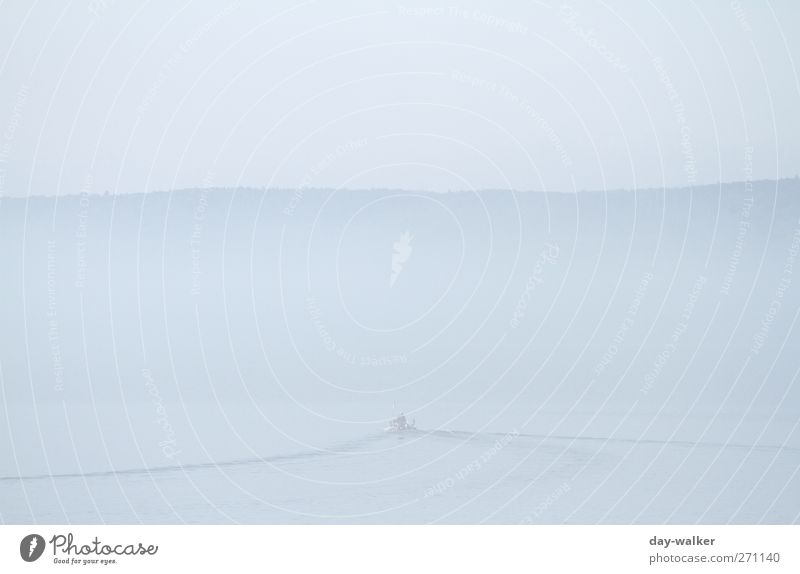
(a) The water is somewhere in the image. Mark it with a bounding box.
[2,185,800,523]
[3,421,798,524]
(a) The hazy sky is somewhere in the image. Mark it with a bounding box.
[0,0,797,196]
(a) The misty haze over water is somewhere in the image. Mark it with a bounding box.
[1,1,799,523]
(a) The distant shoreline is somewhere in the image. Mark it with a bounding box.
[4,177,798,200]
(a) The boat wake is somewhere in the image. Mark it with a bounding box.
[1,428,795,483]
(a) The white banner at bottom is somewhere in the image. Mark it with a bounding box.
[1,525,796,573]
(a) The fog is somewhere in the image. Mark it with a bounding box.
[1,1,799,523]
[0,0,798,197]
[1,182,799,522]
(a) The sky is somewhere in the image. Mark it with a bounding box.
[0,0,797,196]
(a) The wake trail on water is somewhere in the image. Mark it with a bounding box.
[1,429,795,482]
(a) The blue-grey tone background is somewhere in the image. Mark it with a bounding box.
[0,1,798,523]
[0,0,797,196]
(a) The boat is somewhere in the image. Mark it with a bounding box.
[384,413,416,432]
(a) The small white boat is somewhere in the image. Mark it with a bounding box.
[384,413,416,433]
